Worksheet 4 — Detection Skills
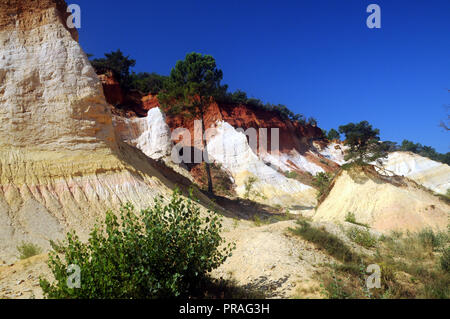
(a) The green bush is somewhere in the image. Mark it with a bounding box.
[39,190,235,299]
[17,242,42,260]
[417,229,448,250]
[346,227,377,248]
[345,212,369,228]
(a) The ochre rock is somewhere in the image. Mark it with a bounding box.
[313,167,449,232]
[0,0,182,262]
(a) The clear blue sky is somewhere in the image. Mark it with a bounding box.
[75,0,449,152]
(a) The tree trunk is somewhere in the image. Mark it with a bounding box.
[201,112,214,194]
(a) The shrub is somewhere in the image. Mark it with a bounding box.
[243,176,265,200]
[345,212,357,224]
[346,227,377,248]
[417,228,448,250]
[320,272,352,299]
[284,171,299,179]
[345,212,369,228]
[39,190,235,299]
[17,242,42,260]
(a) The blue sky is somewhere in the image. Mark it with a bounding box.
[75,0,449,152]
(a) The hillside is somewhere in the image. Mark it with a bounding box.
[0,0,204,263]
[0,0,448,301]
[313,166,449,232]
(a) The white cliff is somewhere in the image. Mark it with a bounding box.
[206,121,316,206]
[379,151,450,195]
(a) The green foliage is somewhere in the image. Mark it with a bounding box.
[381,140,399,152]
[307,117,318,126]
[90,50,314,127]
[244,176,256,199]
[338,121,388,165]
[320,272,354,299]
[158,53,226,193]
[346,227,377,248]
[289,220,360,263]
[90,50,136,91]
[417,228,448,250]
[310,226,450,299]
[216,90,308,124]
[17,242,42,260]
[344,212,369,228]
[39,190,235,299]
[158,52,225,116]
[243,176,265,200]
[284,171,299,179]
[129,72,168,94]
[400,140,450,165]
[327,128,340,141]
[344,212,357,224]
[312,172,333,199]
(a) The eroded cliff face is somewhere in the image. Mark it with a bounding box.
[378,152,450,195]
[0,0,180,262]
[106,82,331,205]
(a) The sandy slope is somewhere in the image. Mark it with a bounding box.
[313,167,449,232]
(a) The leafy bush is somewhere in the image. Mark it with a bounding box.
[17,242,42,260]
[346,227,377,248]
[39,190,235,299]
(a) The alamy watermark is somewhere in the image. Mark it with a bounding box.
[169,120,280,166]
[366,264,381,289]
[66,264,81,289]
[367,4,381,29]
[67,4,81,29]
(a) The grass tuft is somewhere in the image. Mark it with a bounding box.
[17,242,42,260]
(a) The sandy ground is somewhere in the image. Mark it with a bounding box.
[0,215,335,299]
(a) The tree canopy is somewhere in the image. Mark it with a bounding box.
[327,128,340,140]
[158,52,226,114]
[89,50,315,126]
[90,50,136,91]
[339,121,388,165]
[399,140,450,165]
